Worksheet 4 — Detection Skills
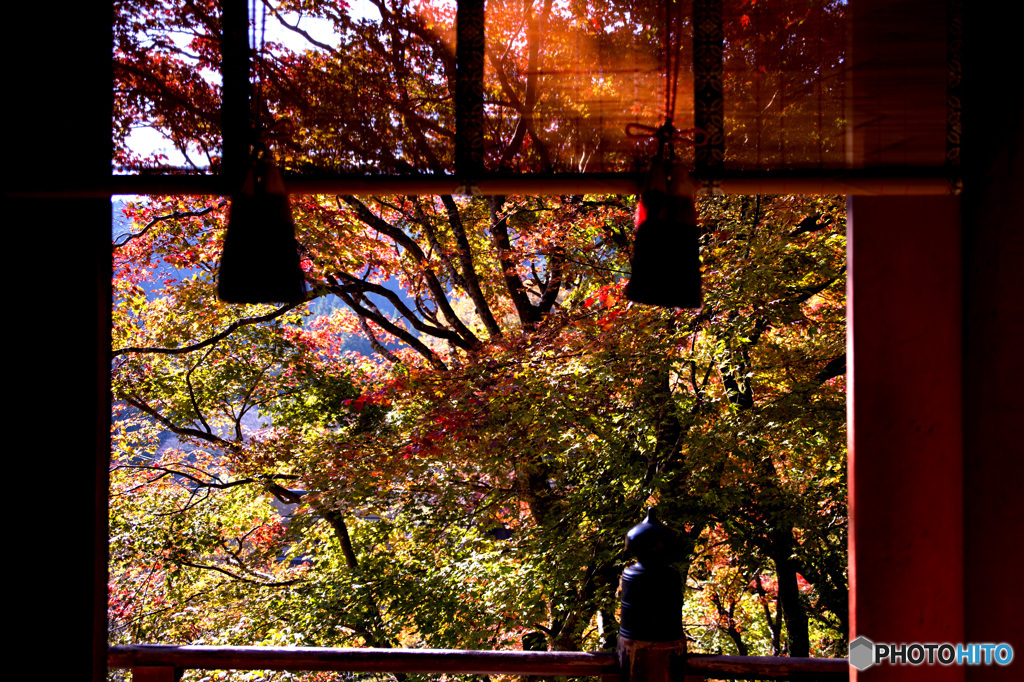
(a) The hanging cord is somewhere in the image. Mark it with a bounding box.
[249,0,269,153]
[626,122,707,159]
[626,0,705,162]
[664,0,683,135]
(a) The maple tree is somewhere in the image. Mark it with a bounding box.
[111,0,849,668]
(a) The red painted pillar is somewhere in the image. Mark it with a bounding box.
[848,195,964,681]
[960,2,1024,677]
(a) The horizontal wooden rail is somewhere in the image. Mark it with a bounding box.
[108,645,618,676]
[686,654,849,679]
[109,645,849,680]
[9,168,954,198]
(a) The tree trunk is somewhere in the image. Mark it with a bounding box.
[771,530,810,657]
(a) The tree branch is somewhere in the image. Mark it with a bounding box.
[331,286,447,370]
[783,266,846,306]
[486,0,554,170]
[489,196,542,329]
[184,346,216,434]
[440,195,503,337]
[260,0,340,56]
[113,200,227,248]
[814,353,846,383]
[115,464,297,494]
[124,395,241,452]
[338,196,482,349]
[333,270,474,349]
[178,559,301,587]
[113,302,304,357]
[537,243,566,314]
[358,314,403,365]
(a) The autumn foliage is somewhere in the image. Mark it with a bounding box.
[110,0,848,671]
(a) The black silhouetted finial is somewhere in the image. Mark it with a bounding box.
[619,507,684,641]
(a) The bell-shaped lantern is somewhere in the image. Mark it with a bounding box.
[625,162,701,309]
[619,507,684,641]
[218,149,306,304]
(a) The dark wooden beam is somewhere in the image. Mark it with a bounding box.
[11,169,957,199]
[220,0,252,186]
[455,0,486,181]
[5,6,112,682]
[693,0,724,180]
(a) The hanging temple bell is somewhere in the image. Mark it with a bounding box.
[625,163,702,309]
[218,147,306,304]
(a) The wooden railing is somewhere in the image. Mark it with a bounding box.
[110,512,849,681]
[108,644,849,681]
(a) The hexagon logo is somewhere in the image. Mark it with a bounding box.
[850,636,875,671]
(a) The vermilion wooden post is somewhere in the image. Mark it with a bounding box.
[132,667,181,682]
[847,195,964,682]
[617,640,689,682]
